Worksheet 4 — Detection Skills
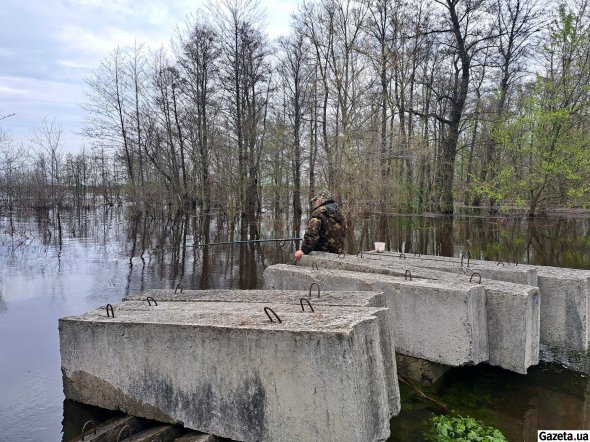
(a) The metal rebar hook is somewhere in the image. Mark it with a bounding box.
[116,424,132,441]
[300,298,315,312]
[356,250,363,258]
[496,262,505,266]
[312,262,319,271]
[507,257,519,266]
[405,270,412,281]
[174,283,183,293]
[106,304,114,318]
[81,420,96,440]
[470,272,482,284]
[264,307,282,323]
[337,252,346,259]
[309,282,320,298]
[146,296,157,306]
[399,253,406,260]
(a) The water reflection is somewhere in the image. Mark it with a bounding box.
[0,284,6,314]
[2,208,590,441]
[355,214,590,269]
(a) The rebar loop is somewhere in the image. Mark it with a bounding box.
[312,262,319,271]
[338,253,346,259]
[496,262,505,266]
[300,298,315,312]
[507,257,519,266]
[309,282,320,298]
[405,270,412,281]
[356,250,363,258]
[264,307,282,323]
[146,296,157,306]
[470,272,482,284]
[399,253,406,260]
[81,420,96,440]
[106,304,114,318]
[174,283,183,293]
[116,424,132,442]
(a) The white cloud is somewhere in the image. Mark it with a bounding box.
[56,59,96,69]
[0,85,28,96]
[0,0,300,152]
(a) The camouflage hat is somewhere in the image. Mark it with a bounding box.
[310,189,334,205]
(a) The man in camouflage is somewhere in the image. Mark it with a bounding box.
[294,190,346,261]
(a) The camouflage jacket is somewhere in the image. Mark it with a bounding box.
[300,201,346,254]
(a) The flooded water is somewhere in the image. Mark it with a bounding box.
[1,208,590,441]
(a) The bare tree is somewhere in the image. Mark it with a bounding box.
[214,0,271,239]
[277,27,310,238]
[177,14,221,215]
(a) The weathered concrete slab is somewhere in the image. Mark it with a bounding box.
[395,354,452,385]
[371,252,590,369]
[133,424,185,441]
[175,433,218,442]
[362,251,538,286]
[296,253,540,374]
[123,289,400,418]
[264,264,489,367]
[60,301,393,442]
[65,416,150,442]
[534,267,590,367]
[124,288,385,308]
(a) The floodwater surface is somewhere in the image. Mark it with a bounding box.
[1,208,590,441]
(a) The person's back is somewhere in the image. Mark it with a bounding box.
[295,191,346,260]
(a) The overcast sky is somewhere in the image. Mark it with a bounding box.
[0,0,297,152]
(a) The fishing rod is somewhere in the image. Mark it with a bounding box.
[189,238,302,247]
[144,238,302,251]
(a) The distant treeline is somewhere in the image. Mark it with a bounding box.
[2,0,590,237]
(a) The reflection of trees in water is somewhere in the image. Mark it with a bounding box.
[348,215,590,269]
[6,208,590,298]
[119,211,293,291]
[0,290,6,314]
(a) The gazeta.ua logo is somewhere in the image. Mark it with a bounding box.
[539,431,590,441]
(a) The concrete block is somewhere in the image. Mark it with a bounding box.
[66,416,150,442]
[395,354,451,386]
[124,288,386,309]
[124,289,400,418]
[264,264,489,367]
[362,251,538,286]
[370,252,590,369]
[297,253,540,374]
[175,433,218,442]
[133,424,185,442]
[60,301,392,442]
[534,267,590,364]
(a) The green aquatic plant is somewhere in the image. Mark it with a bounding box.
[427,415,508,441]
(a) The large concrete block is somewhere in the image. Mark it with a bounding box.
[123,289,400,417]
[60,301,392,442]
[264,264,489,367]
[124,288,386,308]
[534,267,590,365]
[297,253,540,374]
[375,252,590,369]
[362,251,538,286]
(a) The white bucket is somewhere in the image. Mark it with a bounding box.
[374,242,385,253]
